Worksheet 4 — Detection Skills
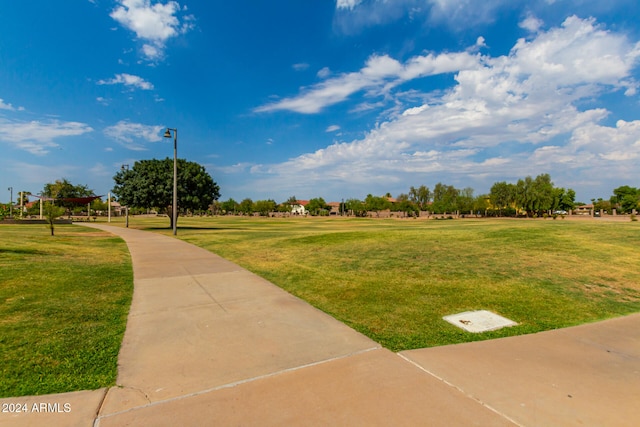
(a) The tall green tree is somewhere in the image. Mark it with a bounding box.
[220,198,239,214]
[307,197,329,216]
[611,185,640,213]
[239,198,254,215]
[515,174,556,216]
[285,196,298,205]
[431,183,459,214]
[364,194,391,216]
[112,158,220,229]
[254,199,277,216]
[408,185,431,210]
[489,181,515,215]
[473,194,490,214]
[279,196,300,213]
[345,198,367,217]
[532,173,554,214]
[457,187,475,214]
[555,188,576,212]
[43,179,94,209]
[393,194,419,217]
[592,197,612,214]
[515,176,535,216]
[276,202,291,213]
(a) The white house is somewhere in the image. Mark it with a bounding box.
[290,200,308,215]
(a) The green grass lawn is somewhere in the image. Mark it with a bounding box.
[2,215,638,397]
[0,224,132,398]
[137,216,640,351]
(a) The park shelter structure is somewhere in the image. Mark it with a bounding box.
[32,195,103,219]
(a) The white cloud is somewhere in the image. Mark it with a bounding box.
[509,16,639,87]
[213,162,255,175]
[326,125,341,132]
[240,16,640,201]
[336,0,363,10]
[334,0,509,34]
[97,73,154,90]
[293,63,309,71]
[103,120,164,150]
[519,14,544,33]
[317,67,331,78]
[142,44,162,60]
[567,120,640,162]
[255,51,477,114]
[0,98,25,111]
[428,0,504,25]
[402,105,428,116]
[0,119,93,155]
[110,0,195,61]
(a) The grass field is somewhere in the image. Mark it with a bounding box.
[1,215,638,397]
[132,215,640,351]
[0,224,132,398]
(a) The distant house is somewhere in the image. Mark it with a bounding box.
[575,204,593,215]
[291,200,309,215]
[110,201,125,216]
[327,202,341,215]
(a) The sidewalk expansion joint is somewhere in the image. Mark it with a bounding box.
[94,345,381,423]
[91,388,109,427]
[396,353,524,427]
[128,300,228,317]
[185,268,228,313]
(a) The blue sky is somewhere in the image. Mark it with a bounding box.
[1,0,639,204]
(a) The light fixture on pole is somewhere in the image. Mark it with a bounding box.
[163,128,178,236]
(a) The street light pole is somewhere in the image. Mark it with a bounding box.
[121,165,129,227]
[7,187,12,219]
[164,128,178,235]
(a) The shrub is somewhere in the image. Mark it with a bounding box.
[0,203,10,220]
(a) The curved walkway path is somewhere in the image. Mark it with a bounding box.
[1,223,639,426]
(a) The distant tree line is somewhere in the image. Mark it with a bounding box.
[590,185,640,214]
[6,168,637,223]
[488,174,576,217]
[216,174,639,218]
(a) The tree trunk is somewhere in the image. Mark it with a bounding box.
[167,205,174,230]
[167,205,178,230]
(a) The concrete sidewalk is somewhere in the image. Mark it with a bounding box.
[1,224,638,426]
